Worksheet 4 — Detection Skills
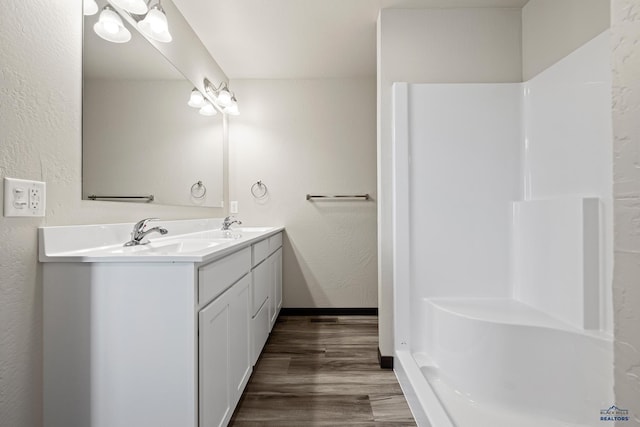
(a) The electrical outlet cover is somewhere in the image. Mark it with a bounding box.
[4,177,46,217]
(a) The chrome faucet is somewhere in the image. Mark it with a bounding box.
[124,218,168,246]
[221,216,242,231]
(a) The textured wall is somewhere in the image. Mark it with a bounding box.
[228,78,378,308]
[522,0,610,80]
[377,7,523,357]
[612,0,640,423]
[0,1,224,426]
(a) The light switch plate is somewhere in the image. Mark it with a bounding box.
[4,177,46,217]
[230,201,238,214]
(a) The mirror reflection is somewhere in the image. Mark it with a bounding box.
[82,0,224,208]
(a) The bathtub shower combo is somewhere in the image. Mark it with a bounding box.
[392,32,613,427]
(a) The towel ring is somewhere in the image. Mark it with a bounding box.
[251,180,268,199]
[191,181,207,199]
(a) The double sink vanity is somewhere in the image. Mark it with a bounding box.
[40,218,283,427]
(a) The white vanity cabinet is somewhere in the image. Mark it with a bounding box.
[250,233,283,365]
[42,226,283,427]
[271,247,283,326]
[198,248,252,427]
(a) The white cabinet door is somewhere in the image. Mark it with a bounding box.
[251,260,270,316]
[274,247,283,315]
[268,248,283,330]
[199,273,252,427]
[228,275,252,406]
[268,253,277,331]
[251,299,270,366]
[199,290,232,427]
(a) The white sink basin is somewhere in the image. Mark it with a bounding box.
[108,245,154,254]
[38,219,283,263]
[148,240,221,254]
[188,230,243,240]
[108,239,221,255]
[235,227,274,233]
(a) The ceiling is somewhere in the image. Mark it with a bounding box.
[172,0,530,80]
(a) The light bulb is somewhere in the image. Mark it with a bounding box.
[94,6,131,43]
[103,21,119,34]
[216,88,232,107]
[137,4,172,43]
[83,0,98,15]
[148,9,168,33]
[224,98,239,116]
[111,0,148,15]
[188,89,206,108]
[199,101,218,116]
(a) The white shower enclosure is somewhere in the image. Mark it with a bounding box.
[392,32,613,427]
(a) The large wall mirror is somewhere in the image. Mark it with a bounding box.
[82,0,224,207]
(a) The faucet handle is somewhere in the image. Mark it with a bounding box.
[134,217,159,231]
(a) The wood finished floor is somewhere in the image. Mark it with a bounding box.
[229,315,417,427]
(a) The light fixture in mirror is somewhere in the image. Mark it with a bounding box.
[83,0,224,208]
[216,86,232,107]
[199,100,218,116]
[111,0,148,15]
[188,88,206,108]
[94,5,131,43]
[84,0,99,15]
[204,78,239,113]
[137,1,173,43]
[224,96,239,115]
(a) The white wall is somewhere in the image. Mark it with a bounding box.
[83,79,224,207]
[522,0,610,79]
[377,7,523,357]
[611,0,640,422]
[0,2,226,426]
[228,78,378,308]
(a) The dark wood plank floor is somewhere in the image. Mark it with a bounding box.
[229,315,417,426]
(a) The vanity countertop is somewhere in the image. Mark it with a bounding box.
[39,218,283,264]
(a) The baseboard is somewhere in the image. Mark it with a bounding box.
[378,348,394,369]
[280,307,378,316]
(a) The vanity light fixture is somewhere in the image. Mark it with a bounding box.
[137,0,173,43]
[223,96,239,116]
[83,0,98,16]
[188,88,206,108]
[203,78,238,112]
[199,100,218,116]
[215,85,233,108]
[94,5,132,43]
[111,0,148,15]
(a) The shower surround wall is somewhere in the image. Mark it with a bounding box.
[393,31,613,426]
[377,6,524,361]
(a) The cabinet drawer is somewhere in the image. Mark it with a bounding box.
[199,247,251,306]
[252,239,270,266]
[268,233,282,252]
